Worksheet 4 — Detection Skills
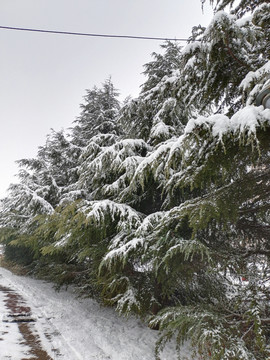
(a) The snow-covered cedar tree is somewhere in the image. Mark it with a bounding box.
[131,1,269,359]
[99,1,270,359]
[71,77,121,147]
[0,1,270,359]
[0,129,82,265]
[0,78,120,266]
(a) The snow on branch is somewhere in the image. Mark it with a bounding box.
[80,199,143,231]
[185,105,270,140]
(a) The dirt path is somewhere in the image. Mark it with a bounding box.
[0,284,53,360]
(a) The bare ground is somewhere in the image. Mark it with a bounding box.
[0,284,53,360]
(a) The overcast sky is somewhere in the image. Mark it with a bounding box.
[0,0,213,198]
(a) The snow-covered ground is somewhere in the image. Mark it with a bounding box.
[0,266,189,360]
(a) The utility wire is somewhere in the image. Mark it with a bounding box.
[0,25,188,42]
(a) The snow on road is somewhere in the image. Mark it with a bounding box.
[0,267,186,360]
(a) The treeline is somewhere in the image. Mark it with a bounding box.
[1,0,270,359]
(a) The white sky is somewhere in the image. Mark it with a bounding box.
[0,0,213,198]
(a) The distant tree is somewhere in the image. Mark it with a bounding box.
[71,78,120,147]
[0,129,77,228]
[0,129,81,265]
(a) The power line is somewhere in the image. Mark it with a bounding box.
[0,25,188,42]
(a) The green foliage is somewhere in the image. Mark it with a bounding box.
[150,299,270,360]
[0,228,35,266]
